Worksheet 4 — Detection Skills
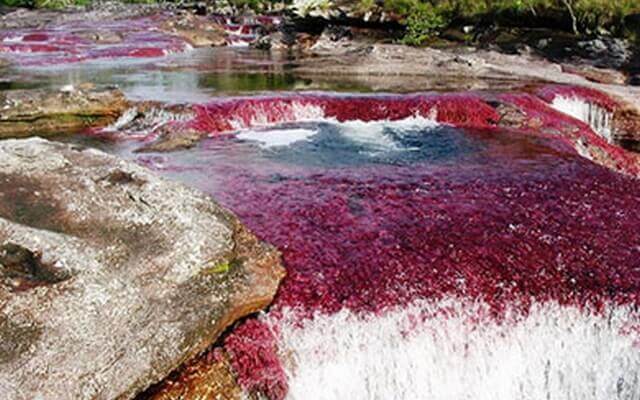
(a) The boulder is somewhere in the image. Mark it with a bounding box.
[0,138,285,400]
[0,86,129,138]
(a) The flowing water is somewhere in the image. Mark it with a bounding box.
[66,104,640,400]
[2,21,640,400]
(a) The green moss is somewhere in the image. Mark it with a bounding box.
[202,259,241,275]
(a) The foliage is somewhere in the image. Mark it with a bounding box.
[291,0,332,17]
[0,0,637,41]
[400,4,447,45]
[376,0,640,45]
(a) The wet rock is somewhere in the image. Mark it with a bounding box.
[136,129,205,153]
[613,106,640,151]
[252,33,274,50]
[161,12,227,47]
[101,104,195,143]
[293,42,640,113]
[324,24,352,41]
[0,86,129,138]
[309,27,356,56]
[0,138,285,400]
[0,243,72,292]
[561,64,626,85]
[75,30,124,45]
[254,23,316,52]
[576,37,630,69]
[142,350,243,400]
[277,22,300,47]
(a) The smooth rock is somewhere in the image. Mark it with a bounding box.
[0,138,285,400]
[0,87,129,138]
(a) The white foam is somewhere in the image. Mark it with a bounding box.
[105,107,139,132]
[234,113,441,153]
[551,96,614,142]
[237,128,318,148]
[2,35,24,43]
[229,102,326,131]
[337,115,440,152]
[264,300,640,400]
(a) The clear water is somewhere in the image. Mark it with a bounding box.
[0,47,372,103]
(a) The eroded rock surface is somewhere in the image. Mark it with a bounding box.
[0,86,129,138]
[0,138,284,400]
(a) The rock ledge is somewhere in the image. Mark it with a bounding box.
[0,137,284,400]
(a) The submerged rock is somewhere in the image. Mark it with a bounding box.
[0,87,129,138]
[0,138,284,400]
[136,129,205,153]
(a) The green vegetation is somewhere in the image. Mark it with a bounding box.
[376,0,640,45]
[0,0,637,45]
[400,3,447,45]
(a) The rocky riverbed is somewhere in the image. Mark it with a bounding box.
[0,2,640,399]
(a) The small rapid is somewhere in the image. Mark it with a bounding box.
[273,301,640,400]
[551,96,614,141]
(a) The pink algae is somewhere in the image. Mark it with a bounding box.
[223,320,287,400]
[535,84,619,112]
[153,85,640,399]
[188,93,500,135]
[0,15,187,66]
[22,33,49,42]
[499,91,640,175]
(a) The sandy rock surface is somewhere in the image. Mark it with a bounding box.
[0,138,284,400]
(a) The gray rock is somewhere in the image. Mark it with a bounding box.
[0,138,284,400]
[576,37,631,68]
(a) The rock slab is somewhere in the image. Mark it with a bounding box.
[0,138,284,399]
[0,87,128,138]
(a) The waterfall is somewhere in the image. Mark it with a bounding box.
[551,96,614,142]
[271,301,640,400]
[189,93,497,135]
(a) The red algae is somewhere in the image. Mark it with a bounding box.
[535,84,619,112]
[188,93,500,135]
[0,15,188,66]
[223,319,287,400]
[499,92,640,175]
[110,85,640,398]
[195,127,640,396]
